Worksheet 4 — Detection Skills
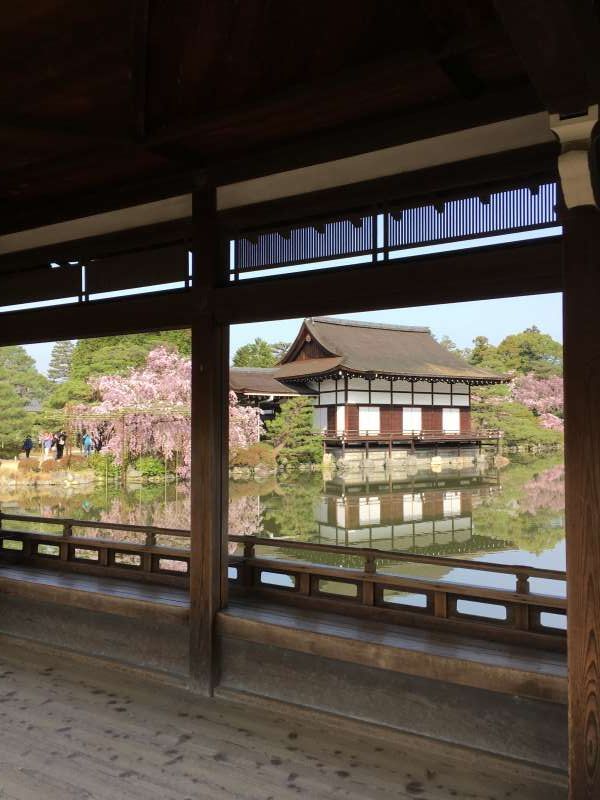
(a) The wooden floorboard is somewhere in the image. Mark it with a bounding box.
[219,599,567,704]
[0,564,189,606]
[0,636,566,800]
[0,564,189,624]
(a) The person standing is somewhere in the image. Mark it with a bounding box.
[55,431,67,460]
[43,432,53,458]
[82,432,93,456]
[22,435,33,459]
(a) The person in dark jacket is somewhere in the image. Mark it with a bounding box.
[22,435,33,459]
[54,431,67,460]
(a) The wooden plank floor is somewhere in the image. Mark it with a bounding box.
[0,637,566,800]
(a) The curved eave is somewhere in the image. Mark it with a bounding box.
[287,366,508,385]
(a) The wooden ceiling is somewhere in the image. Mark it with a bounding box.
[1,0,598,234]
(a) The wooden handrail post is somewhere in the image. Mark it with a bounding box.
[362,555,376,605]
[434,591,448,618]
[144,531,156,573]
[242,541,255,588]
[515,573,531,631]
[61,521,73,561]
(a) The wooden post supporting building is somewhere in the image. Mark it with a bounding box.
[189,182,230,694]
[563,206,600,798]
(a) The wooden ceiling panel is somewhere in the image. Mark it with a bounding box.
[0,0,559,233]
[0,1,133,133]
[148,56,458,159]
[145,1,447,127]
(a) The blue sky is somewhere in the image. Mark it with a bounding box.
[230,293,563,359]
[25,292,562,375]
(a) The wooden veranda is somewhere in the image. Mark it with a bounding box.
[0,3,599,798]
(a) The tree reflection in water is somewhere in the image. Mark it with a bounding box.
[0,455,564,573]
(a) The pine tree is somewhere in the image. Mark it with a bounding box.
[264,397,323,466]
[233,338,278,368]
[48,340,75,383]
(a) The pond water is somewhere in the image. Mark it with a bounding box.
[0,454,565,597]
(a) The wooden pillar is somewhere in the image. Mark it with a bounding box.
[189,180,229,695]
[563,206,600,798]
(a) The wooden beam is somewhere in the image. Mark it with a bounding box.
[213,237,563,326]
[0,169,194,239]
[0,97,543,238]
[0,291,197,348]
[218,142,558,232]
[189,184,229,694]
[563,206,600,799]
[193,86,543,186]
[0,237,562,348]
[0,218,192,275]
[494,0,600,113]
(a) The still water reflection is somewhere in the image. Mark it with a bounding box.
[0,455,564,594]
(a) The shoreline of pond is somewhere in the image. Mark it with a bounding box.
[0,442,562,489]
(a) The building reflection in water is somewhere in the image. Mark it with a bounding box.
[313,466,504,557]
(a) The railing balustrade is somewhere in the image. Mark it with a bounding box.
[319,427,502,444]
[0,510,565,648]
[0,511,191,586]
[228,535,566,649]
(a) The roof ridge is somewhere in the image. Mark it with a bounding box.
[310,316,430,334]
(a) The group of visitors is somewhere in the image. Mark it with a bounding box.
[32,431,68,460]
[21,431,67,460]
[21,430,95,460]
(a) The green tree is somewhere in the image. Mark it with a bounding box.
[0,345,50,406]
[496,326,562,377]
[70,330,191,382]
[436,335,465,357]
[264,397,323,466]
[0,346,51,451]
[47,340,75,383]
[0,381,28,450]
[468,336,508,372]
[40,378,95,431]
[232,338,289,368]
[471,387,563,448]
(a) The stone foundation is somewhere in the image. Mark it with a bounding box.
[328,445,489,476]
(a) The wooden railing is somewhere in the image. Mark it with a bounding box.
[0,511,566,649]
[320,428,502,445]
[0,512,190,587]
[228,535,566,650]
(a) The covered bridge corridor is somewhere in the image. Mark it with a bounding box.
[1,2,599,798]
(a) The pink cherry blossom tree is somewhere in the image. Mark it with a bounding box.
[512,373,563,416]
[71,347,261,476]
[512,373,564,431]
